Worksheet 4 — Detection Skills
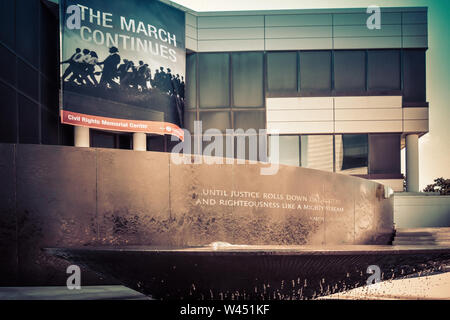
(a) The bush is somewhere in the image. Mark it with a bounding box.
[423,177,450,195]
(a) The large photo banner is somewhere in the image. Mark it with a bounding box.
[59,0,185,139]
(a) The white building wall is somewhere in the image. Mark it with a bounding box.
[394,194,450,228]
[185,8,428,52]
[266,96,422,135]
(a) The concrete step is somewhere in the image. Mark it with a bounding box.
[393,241,450,246]
[393,227,450,246]
[396,227,450,233]
[394,236,450,241]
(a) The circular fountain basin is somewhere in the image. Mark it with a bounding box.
[45,245,450,300]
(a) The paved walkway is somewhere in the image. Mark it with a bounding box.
[319,271,450,300]
[0,285,149,300]
[1,272,449,300]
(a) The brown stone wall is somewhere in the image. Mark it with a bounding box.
[0,143,394,285]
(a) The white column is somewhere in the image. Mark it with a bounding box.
[406,134,419,192]
[133,132,147,151]
[74,126,90,148]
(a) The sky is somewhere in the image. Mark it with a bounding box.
[173,0,450,190]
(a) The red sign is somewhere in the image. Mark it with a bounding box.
[61,110,184,140]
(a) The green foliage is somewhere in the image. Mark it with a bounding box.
[423,177,450,195]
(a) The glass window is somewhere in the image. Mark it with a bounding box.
[300,135,333,172]
[234,134,261,162]
[185,54,197,109]
[18,94,39,144]
[147,135,165,152]
[270,135,299,166]
[267,52,297,92]
[199,111,231,133]
[16,0,39,66]
[0,44,16,86]
[167,135,182,154]
[368,50,400,91]
[233,111,265,131]
[184,111,196,134]
[369,134,401,174]
[0,82,17,143]
[18,59,38,100]
[334,50,366,92]
[40,75,58,112]
[59,124,74,146]
[203,135,227,158]
[198,53,230,108]
[402,49,426,102]
[118,134,132,150]
[0,0,15,48]
[39,3,58,80]
[299,51,331,92]
[41,108,59,145]
[91,130,116,149]
[232,52,264,107]
[335,134,368,175]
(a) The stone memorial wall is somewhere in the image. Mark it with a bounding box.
[0,143,393,285]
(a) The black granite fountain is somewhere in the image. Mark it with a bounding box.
[45,244,450,300]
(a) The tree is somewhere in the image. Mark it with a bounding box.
[423,177,450,195]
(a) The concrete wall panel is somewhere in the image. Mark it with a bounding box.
[0,144,17,285]
[267,121,334,134]
[267,97,334,110]
[335,120,403,133]
[394,194,450,228]
[0,144,395,285]
[265,14,332,27]
[198,39,265,52]
[15,144,100,285]
[96,149,171,246]
[198,16,264,28]
[198,27,264,40]
[265,37,332,50]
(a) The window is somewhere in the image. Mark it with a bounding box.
[0,0,15,48]
[403,49,426,102]
[299,51,331,92]
[233,111,265,131]
[18,59,38,100]
[40,3,59,80]
[368,50,400,91]
[0,45,16,86]
[334,50,366,92]
[335,134,368,174]
[91,130,116,149]
[271,135,300,166]
[300,135,334,172]
[0,82,17,143]
[369,134,400,174]
[15,0,39,66]
[41,108,59,145]
[118,134,132,150]
[147,135,165,152]
[185,54,197,109]
[198,53,230,108]
[18,94,39,144]
[199,111,231,133]
[232,52,264,107]
[184,111,196,134]
[40,75,58,112]
[267,52,297,92]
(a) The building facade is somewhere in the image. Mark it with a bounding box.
[0,1,428,192]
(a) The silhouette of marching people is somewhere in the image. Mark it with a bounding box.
[61,46,185,99]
